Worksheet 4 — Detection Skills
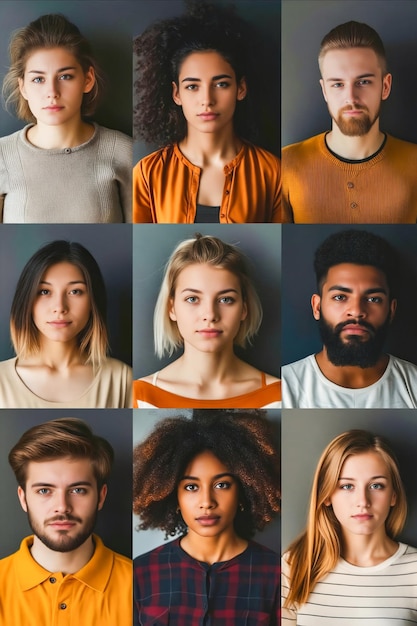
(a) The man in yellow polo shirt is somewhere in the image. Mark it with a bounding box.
[0,418,132,625]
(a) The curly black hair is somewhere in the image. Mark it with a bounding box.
[133,1,262,146]
[133,410,280,540]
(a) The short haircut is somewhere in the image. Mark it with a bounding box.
[314,229,398,297]
[154,233,263,358]
[8,418,114,489]
[10,240,108,367]
[133,410,280,540]
[318,21,387,75]
[2,13,104,122]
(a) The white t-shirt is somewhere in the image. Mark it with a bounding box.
[282,543,417,625]
[282,354,417,408]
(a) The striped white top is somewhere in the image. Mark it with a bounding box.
[282,543,417,624]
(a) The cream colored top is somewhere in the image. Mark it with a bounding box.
[0,357,132,408]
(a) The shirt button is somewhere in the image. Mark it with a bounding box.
[64,148,71,154]
[350,202,358,209]
[49,577,56,584]
[224,190,230,195]
[347,181,354,189]
[220,213,225,218]
[60,603,67,610]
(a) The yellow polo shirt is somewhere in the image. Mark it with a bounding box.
[0,534,132,625]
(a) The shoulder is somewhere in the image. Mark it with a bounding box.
[134,539,180,566]
[100,357,132,377]
[282,133,326,157]
[385,134,417,154]
[388,355,417,377]
[134,144,176,174]
[0,357,18,374]
[242,142,280,166]
[283,355,315,376]
[95,124,132,146]
[247,540,280,564]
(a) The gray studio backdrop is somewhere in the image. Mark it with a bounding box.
[0,409,132,559]
[281,224,417,367]
[282,0,417,146]
[132,223,281,380]
[132,409,281,558]
[0,0,135,137]
[282,409,417,551]
[132,0,281,163]
[0,224,132,366]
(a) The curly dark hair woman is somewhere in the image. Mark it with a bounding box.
[133,409,281,624]
[132,1,281,224]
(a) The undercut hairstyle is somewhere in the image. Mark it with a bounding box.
[154,233,263,358]
[2,13,104,122]
[318,20,387,75]
[133,1,259,145]
[133,410,280,540]
[284,429,407,607]
[314,229,398,297]
[8,418,114,490]
[10,240,108,367]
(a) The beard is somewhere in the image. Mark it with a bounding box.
[333,105,379,137]
[27,507,98,553]
[318,314,391,368]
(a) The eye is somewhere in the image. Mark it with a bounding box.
[219,296,235,304]
[367,296,383,303]
[185,84,198,91]
[71,487,87,494]
[38,288,50,296]
[340,483,354,490]
[369,482,385,490]
[69,288,84,296]
[37,488,51,495]
[214,481,232,489]
[357,79,371,86]
[215,81,230,88]
[331,82,343,88]
[59,73,73,80]
[332,294,347,301]
[184,484,198,491]
[185,296,198,304]
[32,76,45,84]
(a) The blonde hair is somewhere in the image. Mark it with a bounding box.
[154,233,263,358]
[2,13,103,122]
[285,429,407,608]
[10,240,108,368]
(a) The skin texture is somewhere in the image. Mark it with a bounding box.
[32,262,91,346]
[169,263,247,354]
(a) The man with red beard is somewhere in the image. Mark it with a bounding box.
[282,230,417,407]
[281,21,417,223]
[0,418,132,625]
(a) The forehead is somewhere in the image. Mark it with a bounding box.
[182,450,230,476]
[25,457,96,485]
[340,450,389,477]
[175,263,241,289]
[178,50,235,78]
[24,46,82,71]
[40,262,85,282]
[322,263,388,291]
[320,46,383,77]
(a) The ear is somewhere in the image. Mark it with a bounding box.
[172,81,181,106]
[311,293,321,320]
[319,78,327,103]
[390,490,397,507]
[323,497,332,507]
[83,66,96,94]
[389,298,397,322]
[168,298,177,322]
[237,77,247,101]
[18,77,28,101]
[17,486,28,512]
[381,73,392,101]
[240,300,248,322]
[97,484,107,510]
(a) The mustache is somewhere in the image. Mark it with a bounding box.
[340,104,369,113]
[334,319,376,335]
[45,514,82,524]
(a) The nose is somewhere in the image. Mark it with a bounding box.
[200,83,215,107]
[356,487,371,509]
[199,486,216,510]
[54,491,72,514]
[52,293,68,314]
[345,83,359,105]
[346,295,366,319]
[46,77,60,100]
[202,300,218,322]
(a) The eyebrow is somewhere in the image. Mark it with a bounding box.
[180,288,239,294]
[30,481,94,488]
[39,280,86,285]
[325,73,376,82]
[27,66,77,74]
[179,472,235,481]
[327,285,387,295]
[181,73,233,83]
[338,475,388,481]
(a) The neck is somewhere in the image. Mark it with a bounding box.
[340,530,398,567]
[27,119,94,150]
[30,534,95,575]
[179,124,240,166]
[26,339,85,369]
[180,528,247,565]
[315,349,389,388]
[326,121,384,160]
[178,345,244,385]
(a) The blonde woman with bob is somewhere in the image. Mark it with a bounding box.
[0,240,131,408]
[1,13,131,223]
[282,429,417,624]
[133,233,280,408]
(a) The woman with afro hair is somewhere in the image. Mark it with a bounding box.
[133,409,280,625]
[133,1,281,224]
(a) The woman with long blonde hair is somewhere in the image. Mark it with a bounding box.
[282,429,417,624]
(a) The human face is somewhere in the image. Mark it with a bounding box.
[326,451,396,541]
[169,263,247,353]
[17,457,107,553]
[32,262,91,345]
[177,450,240,540]
[18,47,95,127]
[172,50,247,135]
[319,48,391,136]
[311,263,396,366]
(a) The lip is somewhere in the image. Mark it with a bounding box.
[49,521,76,529]
[43,106,64,111]
[351,514,373,520]
[197,329,223,337]
[195,515,220,526]
[47,321,72,327]
[198,113,219,121]
[341,325,370,335]
[343,109,365,116]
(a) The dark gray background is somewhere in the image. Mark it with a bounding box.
[281,224,417,367]
[0,224,132,366]
[0,409,132,558]
[133,409,281,558]
[282,409,417,551]
[282,0,417,146]
[133,224,281,380]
